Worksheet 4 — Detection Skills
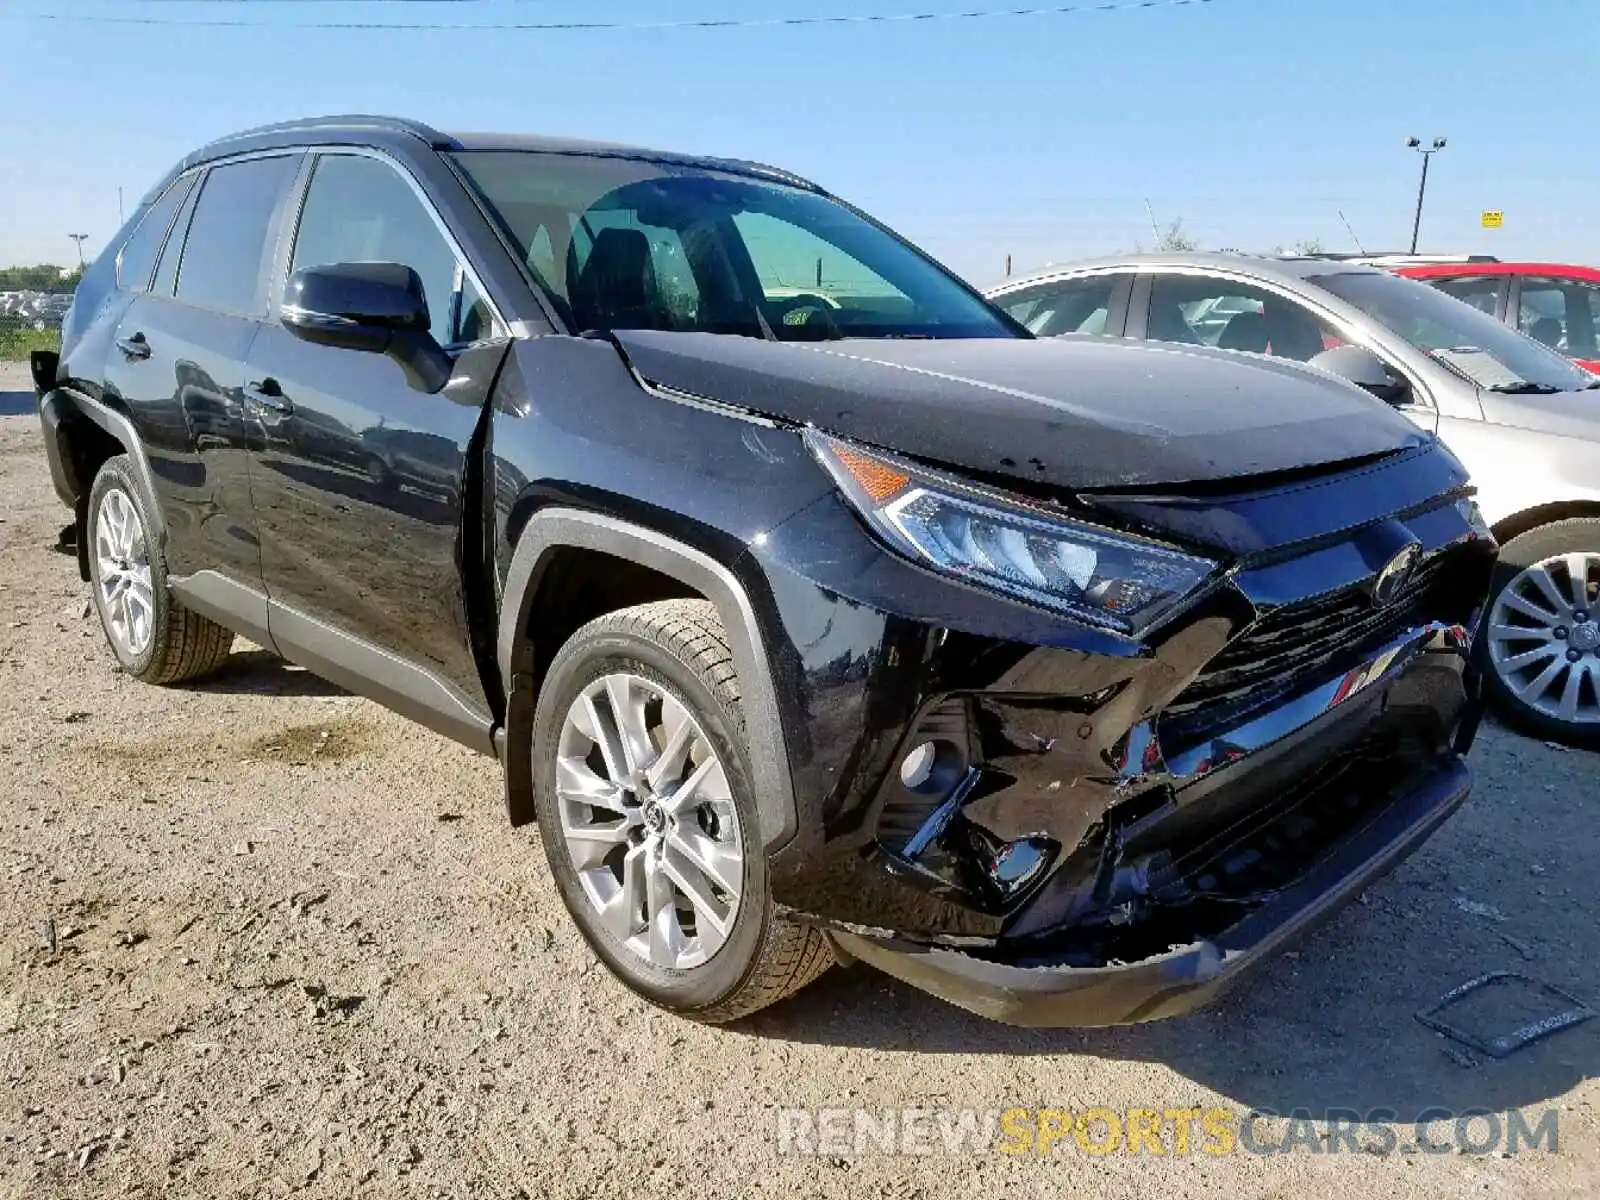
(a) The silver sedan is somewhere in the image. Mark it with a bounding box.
[987,254,1600,745]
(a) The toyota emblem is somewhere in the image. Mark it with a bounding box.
[1370,543,1422,607]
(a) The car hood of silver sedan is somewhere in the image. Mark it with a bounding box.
[613,330,1431,490]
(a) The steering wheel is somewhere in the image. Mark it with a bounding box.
[768,293,838,327]
[766,294,845,341]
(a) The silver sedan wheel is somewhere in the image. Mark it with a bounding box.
[555,673,744,971]
[94,487,155,659]
[1487,551,1600,725]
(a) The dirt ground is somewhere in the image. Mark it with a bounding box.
[3,362,1599,1199]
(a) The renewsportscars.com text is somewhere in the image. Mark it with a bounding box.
[775,1106,1560,1158]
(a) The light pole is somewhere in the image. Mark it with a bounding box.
[1406,136,1447,255]
[68,233,89,272]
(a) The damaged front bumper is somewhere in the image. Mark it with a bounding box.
[749,442,1494,1025]
[830,751,1470,1027]
[819,620,1480,1026]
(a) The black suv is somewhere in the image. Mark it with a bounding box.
[35,116,1496,1026]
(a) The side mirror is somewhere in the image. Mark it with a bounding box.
[1307,344,1407,404]
[282,262,450,393]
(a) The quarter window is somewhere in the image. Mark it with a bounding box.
[291,154,473,346]
[152,178,201,297]
[175,155,299,315]
[1145,275,1340,362]
[117,175,196,293]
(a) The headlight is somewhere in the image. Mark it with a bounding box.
[805,431,1217,635]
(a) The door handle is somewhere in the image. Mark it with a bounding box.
[243,379,293,415]
[115,332,151,361]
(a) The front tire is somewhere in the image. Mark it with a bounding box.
[531,599,831,1021]
[1479,518,1600,747]
[87,456,234,684]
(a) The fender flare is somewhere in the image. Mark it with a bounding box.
[497,509,797,852]
[44,386,168,546]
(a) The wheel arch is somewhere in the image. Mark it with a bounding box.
[41,387,167,581]
[497,508,798,853]
[1491,499,1600,547]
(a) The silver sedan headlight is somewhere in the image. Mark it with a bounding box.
[806,431,1218,636]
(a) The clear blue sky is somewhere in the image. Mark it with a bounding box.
[2,0,1595,284]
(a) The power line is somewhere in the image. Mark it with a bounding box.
[105,1,568,5]
[10,0,1220,32]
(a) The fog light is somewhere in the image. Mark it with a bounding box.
[898,738,966,800]
[900,742,938,789]
[878,698,973,851]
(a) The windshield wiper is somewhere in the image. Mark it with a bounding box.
[1487,381,1563,394]
[1583,378,1600,390]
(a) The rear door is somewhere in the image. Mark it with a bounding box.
[241,149,507,745]
[102,153,302,642]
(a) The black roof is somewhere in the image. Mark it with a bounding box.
[175,114,822,192]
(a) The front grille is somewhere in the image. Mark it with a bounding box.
[1164,551,1453,730]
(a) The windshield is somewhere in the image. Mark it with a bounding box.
[451,151,1017,342]
[1311,270,1594,392]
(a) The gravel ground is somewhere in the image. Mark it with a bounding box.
[3,361,1599,1199]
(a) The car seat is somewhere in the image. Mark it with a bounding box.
[569,228,661,333]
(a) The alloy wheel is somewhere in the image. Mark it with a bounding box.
[1486,551,1600,725]
[94,487,155,658]
[554,672,744,970]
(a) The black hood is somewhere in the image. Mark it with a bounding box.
[612,331,1430,490]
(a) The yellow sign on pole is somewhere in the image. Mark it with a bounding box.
[1481,210,1504,229]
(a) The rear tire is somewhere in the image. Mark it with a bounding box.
[1478,518,1600,748]
[87,456,234,684]
[531,599,831,1022]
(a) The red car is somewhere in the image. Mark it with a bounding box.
[1395,261,1600,373]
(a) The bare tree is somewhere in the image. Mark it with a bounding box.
[1153,218,1198,252]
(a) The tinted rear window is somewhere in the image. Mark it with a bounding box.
[175,155,299,315]
[117,175,196,293]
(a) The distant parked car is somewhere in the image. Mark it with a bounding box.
[1,291,39,320]
[988,254,1600,745]
[26,293,75,331]
[1391,262,1600,374]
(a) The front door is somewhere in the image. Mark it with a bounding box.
[242,150,507,744]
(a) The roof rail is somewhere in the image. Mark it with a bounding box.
[1293,251,1500,265]
[203,114,452,152]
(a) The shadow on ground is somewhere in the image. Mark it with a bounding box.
[747,724,1600,1122]
[191,647,351,699]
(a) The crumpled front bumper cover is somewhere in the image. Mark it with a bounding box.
[829,754,1470,1027]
